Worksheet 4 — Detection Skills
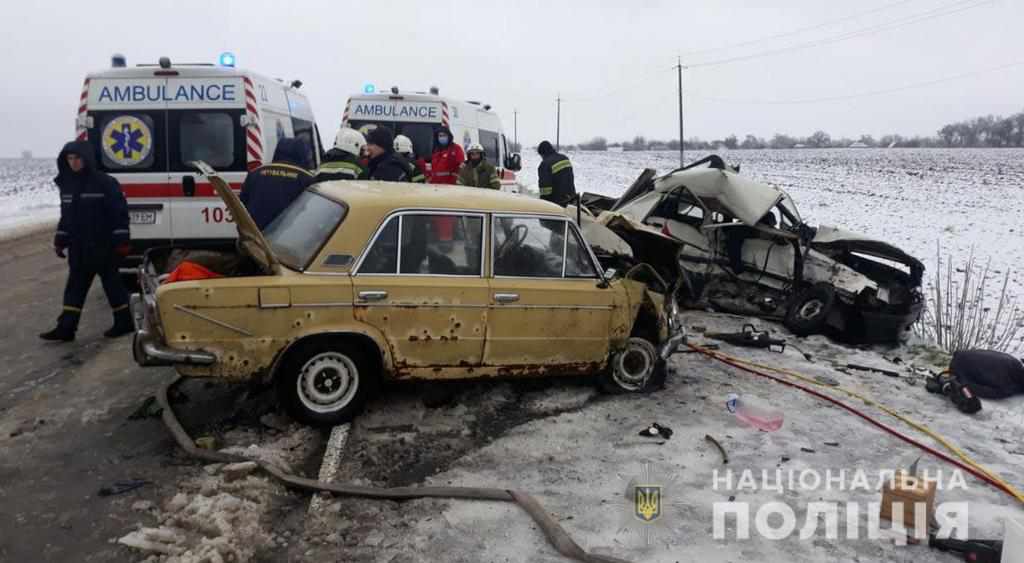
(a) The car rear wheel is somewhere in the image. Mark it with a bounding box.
[784,284,836,336]
[277,340,377,426]
[599,337,665,393]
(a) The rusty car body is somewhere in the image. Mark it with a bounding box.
[131,162,681,425]
[573,156,924,343]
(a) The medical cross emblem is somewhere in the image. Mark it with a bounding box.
[111,123,145,159]
[101,115,152,167]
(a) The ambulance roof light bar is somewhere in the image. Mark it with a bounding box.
[429,86,439,95]
[219,52,236,68]
[111,53,127,68]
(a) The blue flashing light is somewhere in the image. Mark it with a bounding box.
[218,52,236,67]
[363,83,376,94]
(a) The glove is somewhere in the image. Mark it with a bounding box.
[115,243,132,258]
[55,245,67,259]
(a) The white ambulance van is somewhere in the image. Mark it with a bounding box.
[341,87,522,188]
[75,55,322,276]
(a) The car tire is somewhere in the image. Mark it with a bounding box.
[599,337,665,394]
[277,339,377,426]
[784,283,836,337]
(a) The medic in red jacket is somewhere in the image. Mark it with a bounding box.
[428,127,465,241]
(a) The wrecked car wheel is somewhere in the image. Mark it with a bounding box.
[599,337,664,393]
[278,342,375,426]
[784,284,836,337]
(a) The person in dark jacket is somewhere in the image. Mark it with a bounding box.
[536,140,576,206]
[315,128,366,182]
[39,141,133,341]
[240,138,314,229]
[394,135,427,183]
[364,126,412,182]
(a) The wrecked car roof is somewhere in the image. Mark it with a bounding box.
[654,167,783,227]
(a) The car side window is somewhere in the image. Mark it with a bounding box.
[565,226,598,278]
[399,214,483,275]
[493,216,565,278]
[358,216,399,274]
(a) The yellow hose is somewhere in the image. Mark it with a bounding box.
[701,346,1024,505]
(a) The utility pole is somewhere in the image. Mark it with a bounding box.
[513,108,518,151]
[555,94,562,151]
[676,57,685,166]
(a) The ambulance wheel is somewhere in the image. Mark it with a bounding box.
[785,283,836,337]
[599,337,665,394]
[277,339,377,426]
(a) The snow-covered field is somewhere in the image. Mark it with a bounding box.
[0,158,59,239]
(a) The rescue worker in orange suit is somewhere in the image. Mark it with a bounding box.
[428,127,465,243]
[39,141,133,341]
[240,138,313,230]
[536,140,576,206]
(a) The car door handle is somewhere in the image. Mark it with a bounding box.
[357,290,388,302]
[494,293,519,303]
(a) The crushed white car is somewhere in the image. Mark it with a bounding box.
[575,156,924,343]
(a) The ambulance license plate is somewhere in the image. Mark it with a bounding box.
[130,210,156,224]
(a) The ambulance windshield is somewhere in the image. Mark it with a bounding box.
[349,120,436,159]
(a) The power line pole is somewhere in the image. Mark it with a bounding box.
[555,94,562,151]
[513,108,518,151]
[676,57,685,166]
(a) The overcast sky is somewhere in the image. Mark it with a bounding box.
[2,0,1022,156]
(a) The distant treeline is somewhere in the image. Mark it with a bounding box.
[566,109,1024,151]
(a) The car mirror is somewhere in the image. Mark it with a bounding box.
[603,268,617,280]
[506,153,522,171]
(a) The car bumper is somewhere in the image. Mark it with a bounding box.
[131,293,216,367]
[854,301,924,344]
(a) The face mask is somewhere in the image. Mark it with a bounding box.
[438,136,450,146]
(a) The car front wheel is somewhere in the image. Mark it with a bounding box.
[784,283,836,336]
[599,337,665,393]
[277,341,376,426]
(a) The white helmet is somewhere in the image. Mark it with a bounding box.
[334,127,366,157]
[467,142,485,155]
[394,134,414,156]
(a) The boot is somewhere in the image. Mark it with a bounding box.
[39,326,75,342]
[104,307,134,338]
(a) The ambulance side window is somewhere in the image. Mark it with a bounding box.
[169,110,245,172]
[291,117,317,170]
[479,130,500,163]
[179,112,235,168]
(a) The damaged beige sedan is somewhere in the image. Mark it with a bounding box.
[132,163,682,425]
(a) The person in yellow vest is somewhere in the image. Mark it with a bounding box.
[456,143,501,189]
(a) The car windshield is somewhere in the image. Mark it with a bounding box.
[263,191,348,271]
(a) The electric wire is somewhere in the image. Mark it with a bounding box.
[679,0,918,58]
[685,0,993,69]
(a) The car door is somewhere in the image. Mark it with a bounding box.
[485,215,613,368]
[351,211,489,368]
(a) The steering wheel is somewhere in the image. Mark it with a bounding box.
[496,224,529,262]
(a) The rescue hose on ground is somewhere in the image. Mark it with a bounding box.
[157,376,632,563]
[687,343,1024,505]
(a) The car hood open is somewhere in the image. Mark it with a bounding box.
[192,161,280,275]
